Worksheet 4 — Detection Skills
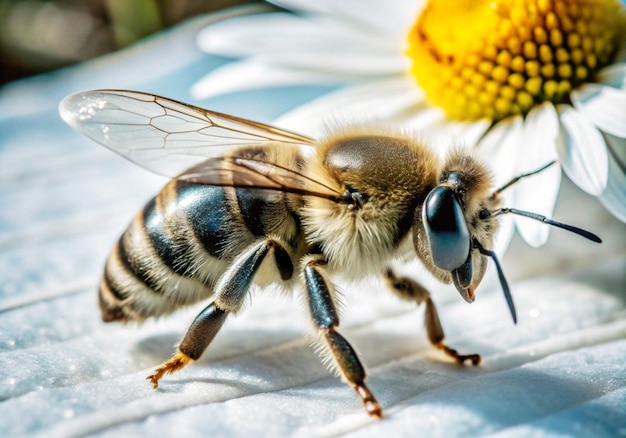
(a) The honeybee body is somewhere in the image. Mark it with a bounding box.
[60,90,600,419]
[101,134,456,323]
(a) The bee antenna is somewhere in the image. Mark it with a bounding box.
[473,239,517,324]
[492,161,556,197]
[491,208,602,243]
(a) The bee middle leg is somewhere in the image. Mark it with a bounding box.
[304,256,382,418]
[148,239,293,388]
[383,268,481,366]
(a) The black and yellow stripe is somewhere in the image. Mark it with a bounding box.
[99,154,304,322]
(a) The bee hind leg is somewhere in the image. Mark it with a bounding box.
[147,302,228,388]
[383,269,481,366]
[304,256,382,418]
[148,239,291,388]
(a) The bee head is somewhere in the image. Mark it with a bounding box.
[413,151,507,315]
[415,155,601,325]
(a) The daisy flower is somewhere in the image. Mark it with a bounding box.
[192,0,626,247]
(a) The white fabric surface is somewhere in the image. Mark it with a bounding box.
[0,10,625,438]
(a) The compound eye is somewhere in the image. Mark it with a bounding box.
[423,187,470,271]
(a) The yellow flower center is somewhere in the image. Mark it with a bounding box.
[406,0,624,121]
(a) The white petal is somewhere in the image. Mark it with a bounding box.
[606,130,626,165]
[596,62,626,89]
[571,83,626,137]
[514,103,561,247]
[599,134,626,222]
[197,12,400,63]
[475,116,524,189]
[522,103,560,164]
[429,118,491,149]
[191,60,355,99]
[274,77,424,135]
[409,117,491,154]
[196,11,407,79]
[456,119,492,147]
[256,51,405,76]
[492,213,515,257]
[267,0,424,38]
[402,107,448,142]
[556,104,609,195]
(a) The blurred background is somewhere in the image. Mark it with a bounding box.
[0,0,260,86]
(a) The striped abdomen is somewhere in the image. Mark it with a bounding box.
[99,179,303,322]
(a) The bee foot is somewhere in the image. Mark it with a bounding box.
[436,342,481,367]
[458,353,481,366]
[147,351,192,388]
[356,384,383,419]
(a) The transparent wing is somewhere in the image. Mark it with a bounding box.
[179,156,344,201]
[59,89,316,178]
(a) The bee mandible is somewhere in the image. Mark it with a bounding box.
[59,90,601,418]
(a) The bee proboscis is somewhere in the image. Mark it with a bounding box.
[59,90,601,418]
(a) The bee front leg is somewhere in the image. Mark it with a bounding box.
[383,269,481,366]
[148,239,291,388]
[304,256,382,418]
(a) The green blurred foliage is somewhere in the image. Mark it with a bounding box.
[0,0,257,85]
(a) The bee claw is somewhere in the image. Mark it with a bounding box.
[435,342,481,367]
[146,373,161,389]
[366,401,383,419]
[147,352,191,389]
[462,353,481,366]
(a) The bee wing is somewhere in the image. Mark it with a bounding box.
[178,156,344,201]
[59,89,316,178]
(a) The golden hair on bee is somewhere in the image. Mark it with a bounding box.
[301,123,440,277]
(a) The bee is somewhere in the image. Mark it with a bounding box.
[59,90,601,418]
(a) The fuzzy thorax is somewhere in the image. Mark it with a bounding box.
[301,128,439,277]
